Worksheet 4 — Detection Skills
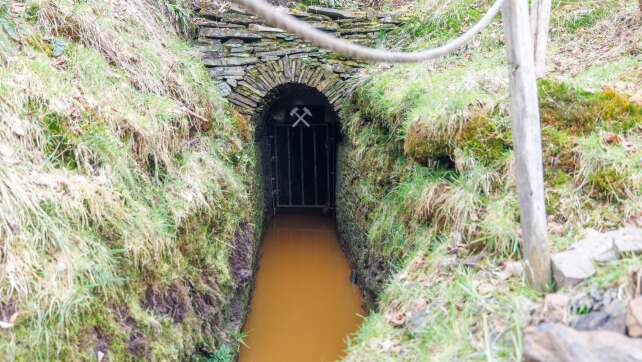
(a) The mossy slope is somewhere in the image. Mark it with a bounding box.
[0,1,258,360]
[337,1,641,360]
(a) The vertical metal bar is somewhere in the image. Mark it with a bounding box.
[325,126,330,207]
[272,128,279,211]
[287,126,292,206]
[299,125,305,205]
[312,126,318,206]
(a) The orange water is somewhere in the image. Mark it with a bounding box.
[238,214,364,362]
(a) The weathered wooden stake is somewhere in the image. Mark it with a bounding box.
[530,0,552,77]
[502,0,551,291]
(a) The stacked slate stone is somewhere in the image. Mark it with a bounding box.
[193,3,399,115]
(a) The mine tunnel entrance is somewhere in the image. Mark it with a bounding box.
[261,83,337,213]
[240,83,363,361]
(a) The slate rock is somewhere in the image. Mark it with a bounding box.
[215,82,232,97]
[248,23,286,33]
[308,6,357,19]
[612,227,642,256]
[199,28,261,40]
[551,250,596,288]
[406,309,427,333]
[574,300,626,334]
[543,293,570,323]
[570,229,617,262]
[208,66,246,78]
[202,56,259,67]
[524,322,642,362]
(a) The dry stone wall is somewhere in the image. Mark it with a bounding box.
[193,4,399,116]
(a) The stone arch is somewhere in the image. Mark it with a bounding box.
[228,57,352,117]
[251,69,342,215]
[194,5,396,116]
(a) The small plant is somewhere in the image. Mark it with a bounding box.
[562,7,608,33]
[208,345,234,362]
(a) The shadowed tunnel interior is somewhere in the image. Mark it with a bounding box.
[239,84,364,362]
[257,83,338,214]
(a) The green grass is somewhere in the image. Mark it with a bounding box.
[338,1,641,360]
[0,1,258,360]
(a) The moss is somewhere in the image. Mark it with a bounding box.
[403,120,451,164]
[0,1,259,360]
[592,88,642,132]
[538,80,642,134]
[541,126,577,173]
[26,34,53,56]
[588,166,630,202]
[457,111,512,167]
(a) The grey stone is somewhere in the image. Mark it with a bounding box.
[228,93,257,108]
[287,8,330,21]
[248,24,286,33]
[215,82,232,97]
[338,25,390,35]
[308,21,339,31]
[551,250,595,288]
[208,66,246,77]
[199,28,261,40]
[255,47,318,58]
[229,47,249,54]
[199,10,257,25]
[193,19,245,28]
[574,302,626,334]
[612,227,642,256]
[201,49,223,58]
[524,323,642,362]
[196,37,225,47]
[194,4,393,114]
[569,229,617,263]
[260,55,280,62]
[202,56,259,67]
[308,6,357,19]
[406,309,427,333]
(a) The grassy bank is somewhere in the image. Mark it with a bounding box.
[337,1,641,360]
[0,1,259,360]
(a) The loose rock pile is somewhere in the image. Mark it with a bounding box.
[552,227,642,288]
[193,3,398,116]
[525,226,642,361]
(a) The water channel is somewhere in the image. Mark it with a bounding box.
[238,213,364,362]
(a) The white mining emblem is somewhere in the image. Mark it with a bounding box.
[290,107,312,128]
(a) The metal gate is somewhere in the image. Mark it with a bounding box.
[269,107,335,210]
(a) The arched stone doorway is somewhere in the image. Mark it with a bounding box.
[256,83,338,214]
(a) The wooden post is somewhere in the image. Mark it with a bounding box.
[530,0,551,77]
[502,0,551,291]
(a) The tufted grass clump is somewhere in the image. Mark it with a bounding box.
[0,1,256,360]
[339,2,641,360]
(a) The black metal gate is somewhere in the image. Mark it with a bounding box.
[269,106,335,210]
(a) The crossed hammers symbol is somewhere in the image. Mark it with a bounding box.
[290,107,312,128]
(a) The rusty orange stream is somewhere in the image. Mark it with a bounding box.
[239,214,364,362]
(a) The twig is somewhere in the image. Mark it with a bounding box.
[181,105,209,124]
